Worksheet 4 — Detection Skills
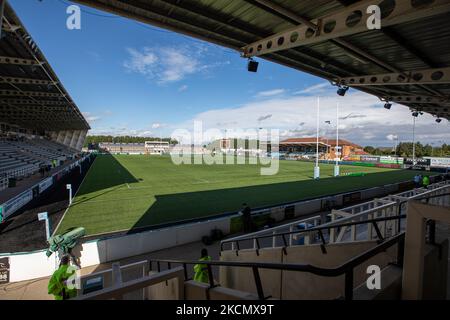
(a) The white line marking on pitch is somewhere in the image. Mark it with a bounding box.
[193,178,210,184]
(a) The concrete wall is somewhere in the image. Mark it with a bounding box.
[220,248,283,299]
[422,239,449,299]
[219,241,398,300]
[184,280,260,300]
[49,129,88,151]
[145,276,260,300]
[0,216,231,282]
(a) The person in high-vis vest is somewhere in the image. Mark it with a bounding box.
[48,255,77,300]
[193,249,212,284]
[422,175,430,189]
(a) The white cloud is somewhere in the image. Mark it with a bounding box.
[386,134,398,141]
[89,126,155,137]
[173,91,450,146]
[123,48,158,76]
[178,84,188,92]
[256,89,285,97]
[82,112,100,123]
[294,82,330,95]
[257,114,272,122]
[123,45,227,84]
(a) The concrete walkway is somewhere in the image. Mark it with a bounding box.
[0,239,221,300]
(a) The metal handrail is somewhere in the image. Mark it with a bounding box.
[150,232,405,300]
[221,185,450,252]
[220,214,407,252]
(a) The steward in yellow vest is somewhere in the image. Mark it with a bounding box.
[193,249,212,284]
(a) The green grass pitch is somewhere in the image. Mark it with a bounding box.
[57,154,419,235]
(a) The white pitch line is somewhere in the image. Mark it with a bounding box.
[193,178,210,184]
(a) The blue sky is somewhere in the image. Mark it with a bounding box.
[9,0,449,146]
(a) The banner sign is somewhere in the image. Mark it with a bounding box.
[404,158,430,166]
[375,163,401,169]
[379,156,404,165]
[360,156,380,163]
[424,157,450,168]
[0,258,9,284]
[1,190,33,220]
[39,177,53,194]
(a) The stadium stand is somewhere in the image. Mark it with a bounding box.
[0,3,90,224]
[0,136,77,179]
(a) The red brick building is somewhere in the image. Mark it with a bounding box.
[280,137,367,160]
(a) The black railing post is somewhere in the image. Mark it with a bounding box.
[255,238,261,256]
[318,230,327,254]
[157,261,161,272]
[281,234,288,255]
[428,220,436,244]
[252,266,265,300]
[183,263,188,280]
[396,236,405,267]
[345,270,354,300]
[372,221,384,242]
[207,264,215,289]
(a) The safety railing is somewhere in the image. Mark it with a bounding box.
[1,163,39,179]
[220,182,450,253]
[75,267,184,300]
[150,225,406,300]
[78,260,148,297]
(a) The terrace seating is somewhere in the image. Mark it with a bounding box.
[0,137,78,180]
[0,176,8,191]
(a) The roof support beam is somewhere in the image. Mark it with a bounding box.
[243,0,450,57]
[0,99,68,106]
[0,0,5,39]
[382,95,450,105]
[0,76,56,86]
[244,0,445,99]
[156,0,357,77]
[380,28,439,68]
[249,0,317,29]
[0,90,64,98]
[0,56,42,66]
[338,67,450,86]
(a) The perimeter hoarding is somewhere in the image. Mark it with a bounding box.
[424,157,450,168]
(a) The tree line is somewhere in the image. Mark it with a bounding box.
[364,142,449,157]
[84,135,178,147]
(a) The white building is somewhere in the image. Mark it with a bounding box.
[145,141,170,155]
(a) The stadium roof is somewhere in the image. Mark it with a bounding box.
[74,0,450,120]
[0,2,90,132]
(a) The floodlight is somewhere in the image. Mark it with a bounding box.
[247,59,259,72]
[336,86,349,96]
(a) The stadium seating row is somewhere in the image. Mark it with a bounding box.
[0,176,8,191]
[0,138,77,180]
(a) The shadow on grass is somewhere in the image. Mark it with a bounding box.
[76,154,138,197]
[127,169,418,233]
